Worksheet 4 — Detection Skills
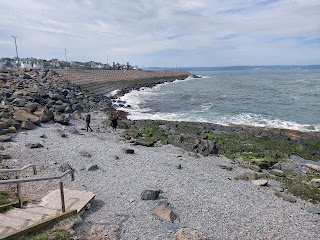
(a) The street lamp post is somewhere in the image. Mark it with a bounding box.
[64,48,68,62]
[11,36,20,67]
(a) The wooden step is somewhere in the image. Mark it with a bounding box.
[0,188,95,239]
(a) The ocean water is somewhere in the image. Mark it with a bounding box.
[118,70,320,132]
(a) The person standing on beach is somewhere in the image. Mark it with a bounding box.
[85,112,93,132]
[111,113,119,132]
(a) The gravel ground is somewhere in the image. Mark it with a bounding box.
[1,111,320,240]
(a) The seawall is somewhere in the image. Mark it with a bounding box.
[55,69,191,96]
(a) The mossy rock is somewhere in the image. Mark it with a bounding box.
[134,138,157,147]
[120,129,142,140]
[118,120,129,129]
[270,169,285,177]
[251,158,278,170]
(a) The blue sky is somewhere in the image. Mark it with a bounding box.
[0,0,319,67]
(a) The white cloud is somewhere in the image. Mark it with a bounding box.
[0,0,319,66]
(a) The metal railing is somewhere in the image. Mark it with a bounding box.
[0,164,38,208]
[0,166,75,212]
[0,164,37,175]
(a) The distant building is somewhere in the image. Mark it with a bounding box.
[49,58,61,68]
[20,60,32,69]
[32,62,44,70]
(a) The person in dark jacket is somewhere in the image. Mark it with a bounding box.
[111,113,118,132]
[85,112,93,132]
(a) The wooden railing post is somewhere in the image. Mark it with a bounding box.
[60,181,66,213]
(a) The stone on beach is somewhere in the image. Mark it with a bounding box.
[153,201,178,222]
[252,179,268,186]
[305,164,320,172]
[0,135,11,142]
[141,190,161,200]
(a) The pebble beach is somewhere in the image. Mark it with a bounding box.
[2,110,320,240]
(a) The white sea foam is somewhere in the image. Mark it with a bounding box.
[106,89,120,97]
[219,113,320,132]
[119,101,320,132]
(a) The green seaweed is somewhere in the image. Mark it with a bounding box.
[200,132,319,162]
[142,124,168,144]
[281,175,320,203]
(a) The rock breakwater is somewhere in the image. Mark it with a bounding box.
[0,68,112,139]
[55,69,190,96]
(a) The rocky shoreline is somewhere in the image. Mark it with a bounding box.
[0,68,320,239]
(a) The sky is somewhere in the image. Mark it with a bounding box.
[0,0,319,67]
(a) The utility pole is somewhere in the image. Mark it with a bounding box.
[11,36,20,67]
[64,48,68,62]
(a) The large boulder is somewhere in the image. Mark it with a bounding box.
[21,120,36,130]
[54,113,70,125]
[13,110,40,125]
[34,108,54,122]
[25,102,39,113]
[12,98,27,107]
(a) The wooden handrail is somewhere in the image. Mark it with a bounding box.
[0,170,75,212]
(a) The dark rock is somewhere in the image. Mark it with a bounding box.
[0,153,11,159]
[87,164,99,171]
[79,151,92,158]
[23,73,33,79]
[219,165,233,171]
[123,148,134,154]
[251,159,278,170]
[25,142,44,148]
[141,190,160,200]
[21,121,36,130]
[176,164,182,169]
